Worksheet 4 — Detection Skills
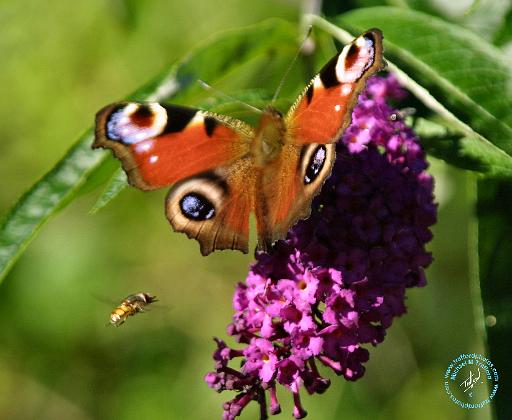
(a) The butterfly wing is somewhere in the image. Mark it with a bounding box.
[165,157,256,255]
[285,29,384,144]
[256,142,336,250]
[256,29,384,249]
[94,102,256,255]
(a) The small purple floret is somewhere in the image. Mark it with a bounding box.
[205,75,437,419]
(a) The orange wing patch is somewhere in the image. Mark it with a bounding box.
[131,122,247,188]
[94,103,252,190]
[286,29,384,145]
[256,142,336,251]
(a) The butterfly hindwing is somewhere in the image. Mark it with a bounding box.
[255,142,336,250]
[165,160,256,255]
[285,29,384,145]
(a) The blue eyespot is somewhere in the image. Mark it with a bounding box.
[180,193,215,221]
[304,145,327,184]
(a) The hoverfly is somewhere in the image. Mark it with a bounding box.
[109,292,158,326]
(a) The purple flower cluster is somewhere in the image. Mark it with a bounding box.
[205,75,437,419]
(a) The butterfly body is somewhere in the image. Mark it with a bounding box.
[94,29,384,255]
[251,107,286,166]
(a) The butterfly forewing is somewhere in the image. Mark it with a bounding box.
[94,103,253,189]
[285,29,384,145]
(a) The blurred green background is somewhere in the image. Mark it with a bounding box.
[0,0,497,419]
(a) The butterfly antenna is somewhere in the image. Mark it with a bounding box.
[197,80,262,114]
[271,26,313,105]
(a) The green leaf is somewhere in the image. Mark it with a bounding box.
[308,13,512,177]
[385,58,512,179]
[461,0,511,42]
[477,179,512,419]
[0,130,102,282]
[398,0,444,17]
[335,7,512,152]
[0,19,298,283]
[415,117,512,178]
[493,5,512,46]
[89,169,127,215]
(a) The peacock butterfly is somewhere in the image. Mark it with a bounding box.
[93,29,385,255]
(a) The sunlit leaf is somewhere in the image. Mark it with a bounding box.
[334,7,512,155]
[493,5,512,46]
[309,13,512,177]
[461,0,511,42]
[0,130,101,283]
[89,169,127,215]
